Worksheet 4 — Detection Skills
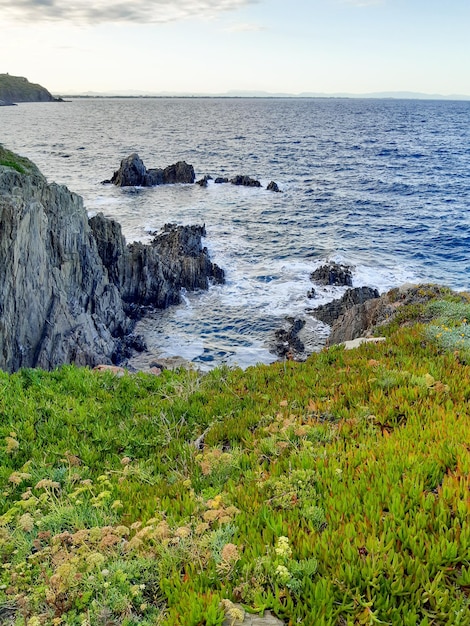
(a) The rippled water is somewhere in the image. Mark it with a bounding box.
[1,98,470,368]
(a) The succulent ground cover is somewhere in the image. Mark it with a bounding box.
[0,290,469,625]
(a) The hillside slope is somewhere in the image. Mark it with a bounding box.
[0,292,469,625]
[0,74,59,104]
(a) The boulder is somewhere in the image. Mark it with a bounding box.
[310,262,353,286]
[230,175,261,188]
[266,181,281,192]
[196,175,212,187]
[214,177,229,184]
[106,153,195,187]
[310,286,380,326]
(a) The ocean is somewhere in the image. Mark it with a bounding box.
[1,97,469,369]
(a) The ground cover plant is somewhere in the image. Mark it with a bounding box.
[0,292,469,625]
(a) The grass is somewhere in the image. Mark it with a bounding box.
[0,295,469,625]
[0,146,41,176]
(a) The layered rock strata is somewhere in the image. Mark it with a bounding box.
[0,148,224,372]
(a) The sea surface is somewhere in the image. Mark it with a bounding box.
[1,98,470,369]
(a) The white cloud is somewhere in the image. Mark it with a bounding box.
[341,0,384,6]
[0,0,259,24]
[223,21,265,32]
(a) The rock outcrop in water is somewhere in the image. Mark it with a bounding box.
[105,153,195,187]
[310,262,353,287]
[0,146,224,372]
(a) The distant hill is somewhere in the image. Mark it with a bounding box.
[0,74,61,105]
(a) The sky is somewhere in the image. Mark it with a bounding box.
[1,0,470,96]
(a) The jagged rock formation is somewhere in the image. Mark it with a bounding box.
[89,216,224,312]
[0,147,224,372]
[310,286,380,326]
[0,73,60,104]
[105,153,195,187]
[310,262,353,286]
[327,284,454,345]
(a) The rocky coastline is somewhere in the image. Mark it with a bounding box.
[270,262,461,362]
[0,146,224,373]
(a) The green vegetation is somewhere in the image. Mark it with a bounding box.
[0,294,469,625]
[0,74,56,104]
[0,145,41,176]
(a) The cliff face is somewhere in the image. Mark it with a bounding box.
[0,148,224,372]
[0,74,58,104]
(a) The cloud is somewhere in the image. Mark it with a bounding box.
[223,21,264,32]
[0,0,259,25]
[342,0,384,6]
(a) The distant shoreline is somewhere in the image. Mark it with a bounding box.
[55,93,470,102]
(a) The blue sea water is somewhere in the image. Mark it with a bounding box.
[1,97,469,368]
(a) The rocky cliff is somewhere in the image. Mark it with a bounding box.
[0,74,60,104]
[0,146,224,372]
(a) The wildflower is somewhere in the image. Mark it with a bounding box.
[174,526,191,538]
[5,436,19,454]
[275,564,291,585]
[9,471,31,485]
[18,513,35,532]
[221,543,240,564]
[87,552,106,568]
[35,479,60,491]
[275,536,292,559]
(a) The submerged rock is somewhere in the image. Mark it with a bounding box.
[105,153,195,187]
[0,147,224,372]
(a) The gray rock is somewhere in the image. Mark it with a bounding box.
[272,317,306,359]
[0,164,130,371]
[266,181,281,192]
[196,175,212,187]
[214,177,229,184]
[230,175,261,188]
[89,217,225,313]
[0,149,224,373]
[326,284,454,345]
[310,262,353,286]
[109,153,147,186]
[311,286,380,326]
[107,153,195,187]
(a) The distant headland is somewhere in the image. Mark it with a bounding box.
[0,73,63,105]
